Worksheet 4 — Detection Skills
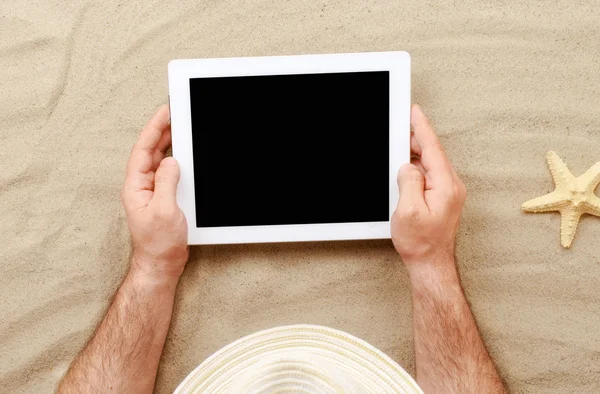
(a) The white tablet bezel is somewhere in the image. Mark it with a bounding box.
[168,51,411,245]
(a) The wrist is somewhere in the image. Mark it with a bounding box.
[404,254,462,292]
[129,253,182,294]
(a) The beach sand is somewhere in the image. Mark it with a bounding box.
[1,0,600,392]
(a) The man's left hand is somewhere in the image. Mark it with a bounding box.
[121,104,189,285]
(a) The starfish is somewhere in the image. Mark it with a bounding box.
[522,151,600,248]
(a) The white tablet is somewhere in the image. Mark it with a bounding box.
[168,51,411,245]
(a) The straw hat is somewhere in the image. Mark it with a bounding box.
[174,324,423,394]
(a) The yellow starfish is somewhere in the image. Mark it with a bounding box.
[522,151,600,248]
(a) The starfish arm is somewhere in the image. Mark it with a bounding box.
[560,207,583,248]
[522,191,570,213]
[580,160,600,191]
[547,151,575,190]
[584,194,600,217]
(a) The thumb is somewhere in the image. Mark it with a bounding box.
[154,157,180,205]
[397,164,426,210]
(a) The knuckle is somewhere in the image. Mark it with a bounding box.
[441,186,454,200]
[395,205,421,222]
[155,171,175,186]
[454,179,466,195]
[452,184,461,198]
[406,171,423,183]
[441,181,467,207]
[397,166,423,184]
[459,181,467,199]
[452,188,463,205]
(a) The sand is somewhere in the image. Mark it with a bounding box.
[1,0,600,392]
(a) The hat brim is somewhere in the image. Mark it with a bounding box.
[174,324,423,393]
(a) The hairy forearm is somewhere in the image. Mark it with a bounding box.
[58,259,178,393]
[409,259,505,394]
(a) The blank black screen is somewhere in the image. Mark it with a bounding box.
[189,71,389,228]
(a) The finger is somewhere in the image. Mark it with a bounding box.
[411,104,452,182]
[137,104,170,152]
[450,161,460,182]
[411,156,435,191]
[410,131,422,157]
[152,157,180,208]
[157,123,172,154]
[410,156,426,177]
[151,124,172,170]
[411,105,462,187]
[441,149,462,185]
[126,104,170,182]
[152,150,166,171]
[396,164,427,210]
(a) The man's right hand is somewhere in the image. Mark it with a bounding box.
[391,104,466,272]
[393,105,505,394]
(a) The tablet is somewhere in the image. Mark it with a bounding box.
[168,51,411,245]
